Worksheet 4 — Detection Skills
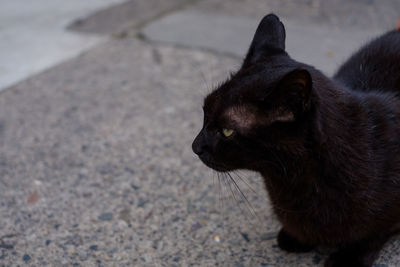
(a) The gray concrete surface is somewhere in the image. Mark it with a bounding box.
[67,0,191,35]
[1,0,400,266]
[191,0,400,30]
[0,0,126,90]
[143,0,400,76]
[142,11,382,76]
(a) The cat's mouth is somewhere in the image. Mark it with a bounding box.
[198,156,231,172]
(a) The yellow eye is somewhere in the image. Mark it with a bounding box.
[222,128,234,137]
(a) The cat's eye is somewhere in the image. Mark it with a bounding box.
[222,128,234,137]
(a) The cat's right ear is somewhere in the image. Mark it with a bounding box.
[271,69,312,121]
[244,14,286,64]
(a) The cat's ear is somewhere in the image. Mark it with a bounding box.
[244,14,286,64]
[269,69,312,122]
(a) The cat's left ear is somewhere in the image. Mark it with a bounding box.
[244,14,286,64]
[270,69,312,121]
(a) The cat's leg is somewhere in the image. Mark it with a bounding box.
[277,228,315,253]
[324,232,392,267]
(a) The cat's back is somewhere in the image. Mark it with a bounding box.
[334,30,400,93]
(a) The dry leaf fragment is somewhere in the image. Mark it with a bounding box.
[27,192,39,204]
[326,50,334,57]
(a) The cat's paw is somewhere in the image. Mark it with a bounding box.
[324,251,372,267]
[277,229,315,253]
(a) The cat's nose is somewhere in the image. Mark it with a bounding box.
[192,133,205,156]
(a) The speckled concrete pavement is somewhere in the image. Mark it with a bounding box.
[1,0,400,266]
[0,0,126,91]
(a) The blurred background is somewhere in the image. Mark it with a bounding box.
[0,0,399,266]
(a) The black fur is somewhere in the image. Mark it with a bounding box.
[192,13,400,266]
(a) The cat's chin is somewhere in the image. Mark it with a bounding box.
[200,159,232,172]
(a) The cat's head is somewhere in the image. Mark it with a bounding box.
[192,14,314,172]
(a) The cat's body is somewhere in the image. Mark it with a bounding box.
[335,30,400,93]
[269,30,400,247]
[192,14,400,266]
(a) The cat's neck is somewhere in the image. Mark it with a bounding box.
[313,78,373,188]
[260,72,379,193]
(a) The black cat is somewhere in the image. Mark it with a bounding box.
[192,14,400,267]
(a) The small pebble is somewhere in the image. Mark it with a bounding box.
[108,248,118,254]
[240,232,250,242]
[130,184,139,190]
[78,250,88,261]
[118,220,128,228]
[190,222,202,232]
[89,245,98,251]
[23,254,31,262]
[98,212,113,221]
[137,198,146,208]
[119,209,130,223]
